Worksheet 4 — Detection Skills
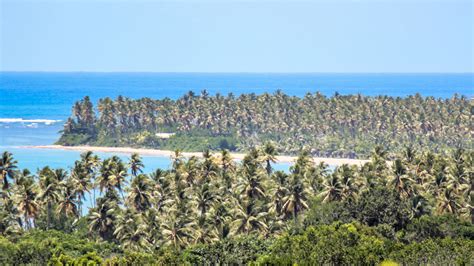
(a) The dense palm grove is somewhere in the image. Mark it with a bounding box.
[58,92,472,158]
[0,145,473,264]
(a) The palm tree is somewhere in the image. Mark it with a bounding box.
[0,151,18,192]
[111,158,128,200]
[98,156,128,199]
[114,209,151,251]
[269,171,289,218]
[129,153,144,177]
[230,200,268,235]
[51,168,68,183]
[281,174,309,222]
[409,194,431,219]
[160,214,194,249]
[320,172,343,203]
[200,150,219,183]
[261,142,278,175]
[88,190,119,241]
[192,182,218,219]
[237,169,267,202]
[370,146,388,174]
[403,146,416,163]
[209,200,232,240]
[171,150,184,172]
[127,174,153,212]
[338,164,360,202]
[80,151,100,207]
[389,159,414,198]
[71,162,91,216]
[193,219,218,245]
[13,177,40,229]
[219,149,236,190]
[436,188,463,215]
[237,151,267,202]
[57,179,79,219]
[37,168,62,229]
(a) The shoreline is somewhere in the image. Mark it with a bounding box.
[20,145,370,166]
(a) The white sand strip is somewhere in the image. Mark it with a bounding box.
[21,145,370,166]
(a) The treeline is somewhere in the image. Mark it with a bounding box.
[0,145,473,264]
[58,92,472,158]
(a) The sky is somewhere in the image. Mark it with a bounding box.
[0,0,473,72]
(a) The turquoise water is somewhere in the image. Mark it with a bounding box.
[1,72,472,172]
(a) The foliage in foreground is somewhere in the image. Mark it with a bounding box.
[0,144,473,264]
[0,221,472,265]
[58,92,472,158]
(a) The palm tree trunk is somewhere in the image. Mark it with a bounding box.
[294,204,298,223]
[47,201,51,229]
[93,189,96,208]
[120,190,125,203]
[266,160,272,175]
[79,200,82,217]
[24,213,29,230]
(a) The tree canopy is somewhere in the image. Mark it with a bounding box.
[58,92,472,158]
[0,145,472,264]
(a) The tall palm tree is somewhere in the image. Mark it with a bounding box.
[209,200,232,240]
[261,142,278,175]
[160,214,194,249]
[114,209,151,251]
[127,174,153,212]
[129,153,144,177]
[389,159,415,198]
[0,151,18,192]
[192,182,218,219]
[193,219,218,245]
[230,200,268,235]
[88,190,120,241]
[37,168,62,229]
[57,179,79,219]
[71,162,91,216]
[436,188,463,215]
[200,150,219,183]
[80,151,100,207]
[98,156,127,199]
[281,174,309,222]
[320,173,343,203]
[51,168,68,183]
[219,149,236,190]
[338,164,361,202]
[269,171,289,218]
[13,177,40,229]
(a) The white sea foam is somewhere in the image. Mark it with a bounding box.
[0,118,61,125]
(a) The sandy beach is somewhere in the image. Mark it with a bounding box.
[22,145,370,166]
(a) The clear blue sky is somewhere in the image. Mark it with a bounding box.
[1,0,472,72]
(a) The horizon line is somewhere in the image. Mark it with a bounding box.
[1,71,473,75]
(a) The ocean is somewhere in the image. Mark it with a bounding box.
[1,72,473,172]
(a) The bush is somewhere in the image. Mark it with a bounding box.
[257,222,388,265]
[402,215,474,242]
[352,186,412,230]
[183,235,271,265]
[254,222,474,265]
[0,237,18,265]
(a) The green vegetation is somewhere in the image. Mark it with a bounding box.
[0,145,473,264]
[58,92,472,158]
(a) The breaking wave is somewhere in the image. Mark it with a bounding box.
[0,118,61,125]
